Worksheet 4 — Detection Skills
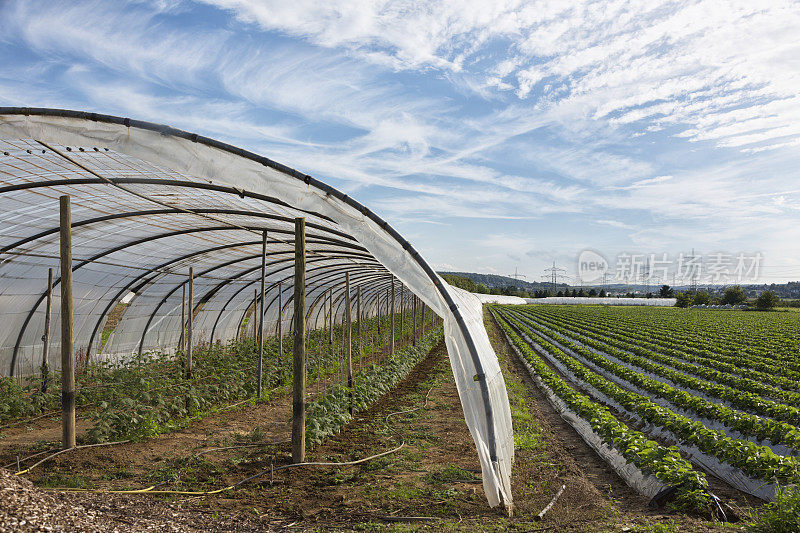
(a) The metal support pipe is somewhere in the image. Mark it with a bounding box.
[412,294,417,346]
[257,231,267,397]
[180,284,186,352]
[390,281,395,355]
[186,267,193,380]
[345,272,353,413]
[377,287,381,334]
[292,218,306,464]
[252,288,257,340]
[278,281,283,359]
[59,196,75,450]
[399,285,404,346]
[328,288,333,347]
[41,267,53,393]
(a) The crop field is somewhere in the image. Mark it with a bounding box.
[0,309,434,446]
[491,304,800,518]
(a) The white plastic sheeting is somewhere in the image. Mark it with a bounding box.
[526,297,676,306]
[0,109,513,509]
[473,294,528,305]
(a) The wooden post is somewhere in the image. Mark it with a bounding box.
[180,284,186,351]
[390,280,396,355]
[59,196,76,450]
[345,273,353,413]
[41,267,53,393]
[292,218,306,464]
[186,267,193,380]
[277,281,283,358]
[257,231,267,397]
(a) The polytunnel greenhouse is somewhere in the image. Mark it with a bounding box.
[0,108,513,510]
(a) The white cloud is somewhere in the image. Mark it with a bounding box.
[3,0,800,280]
[595,219,633,229]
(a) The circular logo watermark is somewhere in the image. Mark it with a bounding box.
[577,250,608,283]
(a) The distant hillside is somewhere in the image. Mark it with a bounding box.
[439,271,567,291]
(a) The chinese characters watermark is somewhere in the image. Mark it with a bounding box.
[577,251,762,285]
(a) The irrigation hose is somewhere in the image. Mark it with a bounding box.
[30,391,432,496]
[12,440,131,476]
[43,440,406,496]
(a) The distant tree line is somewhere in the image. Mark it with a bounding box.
[674,284,783,310]
[442,273,614,299]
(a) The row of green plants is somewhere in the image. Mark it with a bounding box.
[490,309,711,513]
[306,327,444,446]
[1,305,436,443]
[517,308,800,429]
[563,305,800,369]
[528,305,800,390]
[506,308,800,453]
[535,304,800,371]
[496,308,800,487]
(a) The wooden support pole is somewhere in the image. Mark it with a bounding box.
[59,196,76,450]
[186,267,194,380]
[390,280,396,355]
[41,267,53,393]
[257,231,267,397]
[292,218,306,464]
[345,273,353,413]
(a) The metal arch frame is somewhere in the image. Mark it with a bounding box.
[86,239,261,358]
[263,266,393,330]
[210,258,388,344]
[94,245,375,358]
[9,222,375,374]
[0,107,500,470]
[137,255,381,355]
[0,177,339,228]
[304,273,399,337]
[0,207,366,256]
[283,271,390,343]
[206,254,384,344]
[307,274,393,327]
[240,263,390,340]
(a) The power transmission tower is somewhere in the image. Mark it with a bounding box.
[543,261,568,294]
[508,267,527,289]
[601,272,612,294]
[689,248,699,293]
[508,267,527,281]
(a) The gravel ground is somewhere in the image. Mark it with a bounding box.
[0,469,282,532]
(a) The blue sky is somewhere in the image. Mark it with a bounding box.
[2,0,800,284]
